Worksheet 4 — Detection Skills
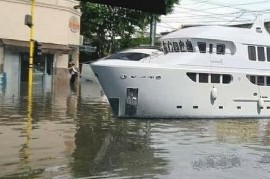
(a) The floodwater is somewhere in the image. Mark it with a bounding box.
[1,81,270,179]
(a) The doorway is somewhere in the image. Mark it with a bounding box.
[20,53,54,92]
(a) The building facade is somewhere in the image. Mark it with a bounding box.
[0,0,81,98]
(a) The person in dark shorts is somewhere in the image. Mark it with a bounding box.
[69,62,80,85]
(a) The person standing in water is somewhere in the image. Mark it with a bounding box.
[69,62,80,85]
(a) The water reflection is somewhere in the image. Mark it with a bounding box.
[215,120,260,143]
[0,81,270,178]
[72,82,169,178]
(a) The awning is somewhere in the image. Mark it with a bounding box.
[0,39,73,54]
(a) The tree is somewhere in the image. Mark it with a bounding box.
[80,0,180,60]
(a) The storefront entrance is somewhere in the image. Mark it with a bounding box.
[20,53,54,92]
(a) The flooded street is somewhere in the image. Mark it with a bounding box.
[0,81,270,178]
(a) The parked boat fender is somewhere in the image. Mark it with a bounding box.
[258,97,264,108]
[211,87,218,100]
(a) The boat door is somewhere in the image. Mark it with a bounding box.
[125,88,138,116]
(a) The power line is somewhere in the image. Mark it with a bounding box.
[161,6,242,23]
[157,0,270,32]
[188,0,270,12]
[162,11,242,19]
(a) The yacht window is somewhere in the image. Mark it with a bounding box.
[186,40,194,52]
[257,76,265,86]
[257,47,265,61]
[197,42,206,53]
[173,42,180,52]
[267,76,270,86]
[222,75,232,84]
[179,41,186,52]
[163,42,168,54]
[217,44,225,55]
[168,41,173,52]
[187,73,196,82]
[199,73,208,83]
[267,47,270,62]
[211,74,220,83]
[248,46,256,61]
[209,44,213,54]
[249,75,256,84]
[106,52,149,61]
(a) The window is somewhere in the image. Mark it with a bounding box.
[173,42,180,52]
[248,46,256,61]
[211,74,220,83]
[267,77,270,86]
[179,41,186,52]
[249,75,256,84]
[257,47,265,61]
[187,73,196,82]
[222,75,232,84]
[186,40,194,52]
[168,41,173,52]
[267,47,270,62]
[199,73,208,83]
[106,52,149,61]
[197,42,206,53]
[257,76,265,86]
[163,42,168,54]
[187,73,232,84]
[247,75,270,86]
[209,44,213,54]
[217,44,225,55]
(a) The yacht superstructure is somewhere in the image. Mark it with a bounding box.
[91,20,270,118]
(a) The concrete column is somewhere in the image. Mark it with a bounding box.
[0,47,4,73]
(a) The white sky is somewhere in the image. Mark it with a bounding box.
[156,0,270,33]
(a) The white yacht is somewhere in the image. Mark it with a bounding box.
[91,19,270,118]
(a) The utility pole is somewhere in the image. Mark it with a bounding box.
[28,0,35,87]
[21,0,35,163]
[150,15,156,46]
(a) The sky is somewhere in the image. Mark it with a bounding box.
[156,0,270,33]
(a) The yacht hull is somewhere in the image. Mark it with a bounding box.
[91,62,270,119]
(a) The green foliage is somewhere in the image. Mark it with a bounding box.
[80,0,180,60]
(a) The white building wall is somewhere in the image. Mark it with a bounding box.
[0,0,81,96]
[0,0,81,46]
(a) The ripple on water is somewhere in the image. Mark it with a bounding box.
[192,153,241,170]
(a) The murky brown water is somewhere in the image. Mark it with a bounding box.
[1,81,270,178]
